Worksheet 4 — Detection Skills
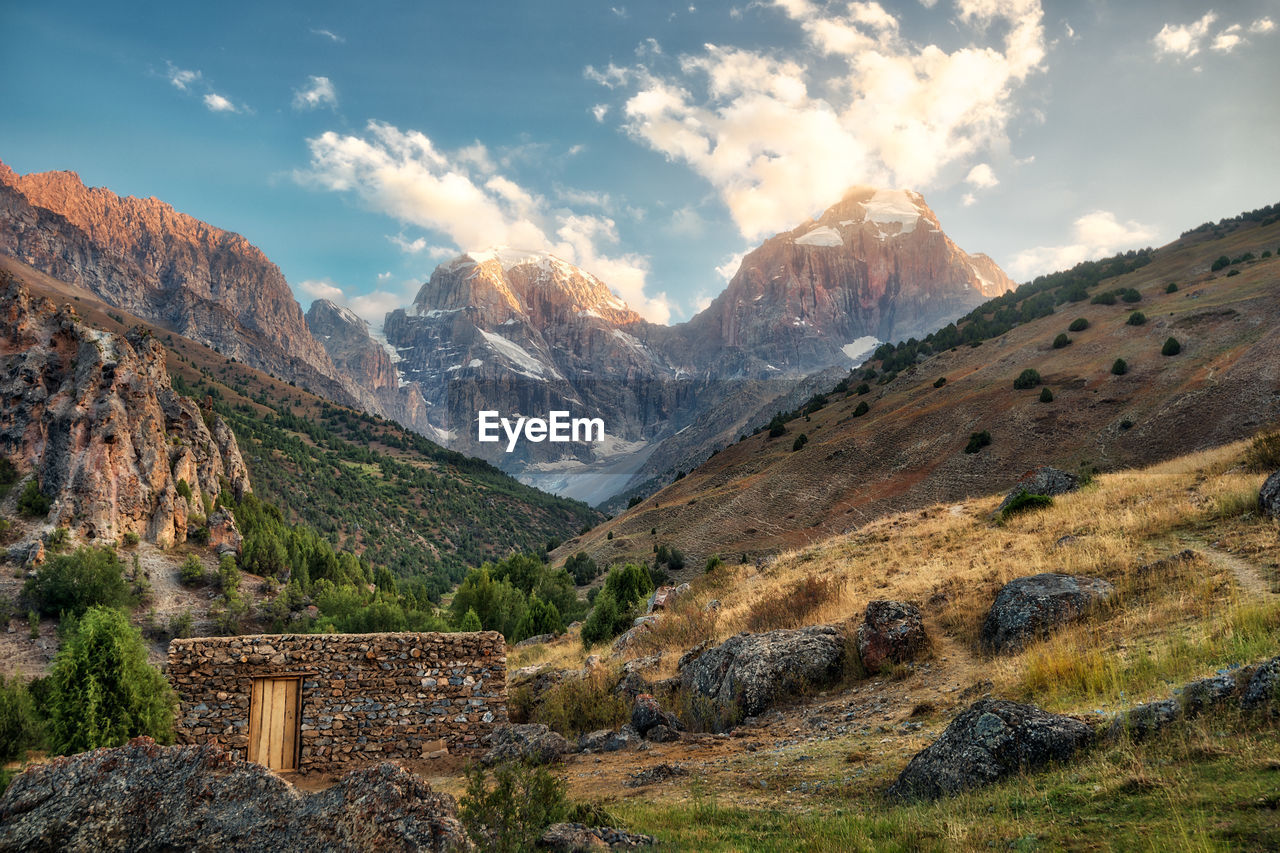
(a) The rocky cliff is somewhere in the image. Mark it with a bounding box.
[0,269,250,546]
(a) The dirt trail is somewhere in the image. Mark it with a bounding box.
[1197,543,1277,599]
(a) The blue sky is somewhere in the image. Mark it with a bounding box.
[2,1,1278,326]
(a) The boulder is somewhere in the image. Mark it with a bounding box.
[514,633,556,649]
[482,724,576,766]
[1261,470,1280,520]
[981,573,1115,653]
[0,737,468,852]
[630,694,682,739]
[207,508,243,557]
[644,725,680,743]
[887,699,1095,801]
[1242,655,1280,710]
[539,822,654,850]
[855,600,931,672]
[994,467,1079,516]
[1106,698,1181,741]
[645,583,691,615]
[578,725,640,753]
[678,625,845,728]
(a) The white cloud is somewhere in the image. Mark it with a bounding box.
[293,76,338,110]
[378,271,393,281]
[1007,211,1156,280]
[961,192,977,207]
[1153,12,1217,59]
[166,63,201,91]
[1251,17,1275,34]
[597,0,1046,241]
[715,250,748,281]
[1210,24,1243,53]
[299,278,345,301]
[592,103,610,122]
[311,28,345,43]
[203,93,238,113]
[964,163,998,189]
[297,121,671,323]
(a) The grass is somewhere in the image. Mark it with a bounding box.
[610,713,1280,851]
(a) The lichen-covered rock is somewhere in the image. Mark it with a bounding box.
[1261,471,1280,520]
[855,600,931,672]
[578,726,640,753]
[0,737,470,852]
[981,573,1115,653]
[482,724,575,766]
[1107,698,1182,741]
[677,625,845,728]
[645,583,691,615]
[887,699,1095,801]
[994,467,1079,516]
[630,694,682,739]
[1242,656,1280,710]
[539,822,655,850]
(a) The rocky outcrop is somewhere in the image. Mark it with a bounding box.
[1242,656,1280,711]
[0,273,250,545]
[645,583,691,615]
[1261,470,1280,520]
[481,723,576,766]
[630,693,682,740]
[578,726,641,753]
[855,600,931,672]
[0,737,469,852]
[677,625,846,727]
[980,574,1115,653]
[995,467,1080,516]
[887,699,1095,801]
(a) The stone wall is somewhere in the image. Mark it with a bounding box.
[167,631,506,772]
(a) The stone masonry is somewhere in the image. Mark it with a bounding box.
[167,631,506,772]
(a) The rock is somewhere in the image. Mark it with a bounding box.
[631,694,682,738]
[612,620,656,653]
[644,725,680,743]
[887,699,1095,801]
[1242,656,1280,710]
[623,763,689,788]
[482,724,576,766]
[1107,698,1181,741]
[0,737,468,852]
[1181,673,1239,715]
[515,633,556,649]
[645,583,691,615]
[703,599,721,613]
[678,625,845,728]
[981,573,1115,653]
[207,508,243,557]
[539,822,654,850]
[8,539,44,569]
[579,725,640,753]
[855,600,931,672]
[994,467,1079,516]
[1260,470,1280,520]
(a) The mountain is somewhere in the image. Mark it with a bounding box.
[552,205,1280,569]
[384,190,1014,503]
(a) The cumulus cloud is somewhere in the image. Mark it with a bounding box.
[166,63,202,91]
[299,278,345,302]
[293,76,338,110]
[1153,12,1218,59]
[1251,17,1276,34]
[1211,24,1244,53]
[594,0,1046,241]
[715,249,748,281]
[965,163,999,189]
[591,103,610,122]
[203,93,238,113]
[1006,211,1156,280]
[297,121,671,323]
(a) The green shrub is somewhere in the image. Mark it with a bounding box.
[1013,369,1042,389]
[24,547,131,617]
[1111,358,1128,376]
[1120,419,1134,431]
[1165,282,1178,293]
[16,480,51,518]
[175,479,193,502]
[459,760,568,853]
[46,527,69,553]
[933,376,946,388]
[1124,310,1146,326]
[1120,288,1142,303]
[0,675,39,762]
[1226,268,1241,277]
[1162,336,1182,356]
[1039,387,1054,403]
[1068,318,1089,332]
[855,383,870,395]
[47,606,175,754]
[122,531,140,548]
[853,401,869,417]
[1091,291,1117,306]
[964,431,992,454]
[565,552,599,586]
[1000,492,1054,520]
[1211,255,1230,271]
[459,608,482,632]
[1243,430,1280,472]
[179,555,207,587]
[169,608,195,639]
[792,433,808,452]
[1052,333,1071,349]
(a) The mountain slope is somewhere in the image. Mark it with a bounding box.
[555,208,1280,569]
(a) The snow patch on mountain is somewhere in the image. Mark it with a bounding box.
[795,225,844,247]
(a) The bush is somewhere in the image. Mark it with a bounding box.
[179,555,207,587]
[1013,369,1042,389]
[565,552,599,586]
[24,547,131,617]
[459,608,482,632]
[1226,268,1241,277]
[1211,255,1230,271]
[122,531,140,548]
[1243,430,1280,472]
[1000,492,1054,520]
[1126,311,1146,326]
[965,431,992,454]
[459,760,568,853]
[169,609,195,639]
[1111,358,1128,376]
[853,401,869,417]
[933,376,946,388]
[855,383,870,395]
[1052,333,1071,349]
[0,675,39,762]
[1120,288,1142,303]
[47,606,175,754]
[1091,291,1117,306]
[791,433,808,452]
[175,479,193,502]
[1068,318,1089,332]
[1162,336,1182,356]
[16,480,51,518]
[1166,282,1178,293]
[1039,387,1054,403]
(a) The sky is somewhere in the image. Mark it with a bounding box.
[2,1,1278,328]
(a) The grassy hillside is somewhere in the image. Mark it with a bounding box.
[556,208,1280,571]
[0,256,602,597]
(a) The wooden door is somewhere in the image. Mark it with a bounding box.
[248,677,301,771]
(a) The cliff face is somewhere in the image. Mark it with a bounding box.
[0,270,250,546]
[0,162,359,408]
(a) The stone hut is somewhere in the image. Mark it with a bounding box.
[167,631,506,773]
